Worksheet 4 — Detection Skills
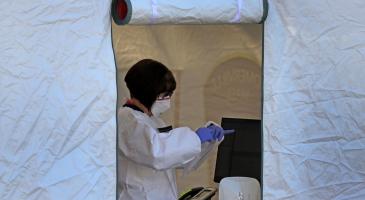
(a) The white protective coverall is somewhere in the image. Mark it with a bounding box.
[117,105,215,200]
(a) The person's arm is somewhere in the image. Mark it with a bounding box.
[179,122,234,174]
[178,140,219,174]
[118,110,201,170]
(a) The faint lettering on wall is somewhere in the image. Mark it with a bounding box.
[204,57,261,122]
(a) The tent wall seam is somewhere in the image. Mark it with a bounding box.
[110,11,119,200]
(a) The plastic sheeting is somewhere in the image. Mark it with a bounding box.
[112,24,262,199]
[264,0,365,199]
[0,1,116,199]
[112,0,267,25]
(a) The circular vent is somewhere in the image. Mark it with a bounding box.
[111,0,132,25]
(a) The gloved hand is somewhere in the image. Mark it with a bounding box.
[196,126,235,143]
[196,127,215,143]
[207,124,235,141]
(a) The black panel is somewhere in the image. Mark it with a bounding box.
[214,118,261,183]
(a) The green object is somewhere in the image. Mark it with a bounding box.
[179,187,204,200]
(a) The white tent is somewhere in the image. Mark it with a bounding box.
[1,0,365,199]
[264,1,365,199]
[0,1,116,199]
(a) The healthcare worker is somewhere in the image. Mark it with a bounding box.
[118,59,233,200]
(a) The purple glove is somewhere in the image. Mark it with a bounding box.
[196,126,235,143]
[208,124,235,141]
[196,127,215,143]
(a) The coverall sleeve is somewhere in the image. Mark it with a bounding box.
[178,121,224,173]
[179,141,220,175]
[118,110,201,170]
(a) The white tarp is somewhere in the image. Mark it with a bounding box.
[3,0,365,199]
[113,0,266,25]
[0,1,116,199]
[264,0,365,199]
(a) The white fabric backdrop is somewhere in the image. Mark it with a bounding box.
[0,1,116,199]
[264,0,365,199]
[4,1,364,199]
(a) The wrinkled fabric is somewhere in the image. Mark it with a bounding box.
[0,1,116,199]
[126,0,265,24]
[264,0,365,199]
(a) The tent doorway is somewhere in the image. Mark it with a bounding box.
[112,24,263,199]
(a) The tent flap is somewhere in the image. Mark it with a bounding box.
[0,1,116,199]
[263,0,365,199]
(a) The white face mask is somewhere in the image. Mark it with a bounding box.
[151,99,171,116]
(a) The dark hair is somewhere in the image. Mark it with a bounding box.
[124,59,176,110]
